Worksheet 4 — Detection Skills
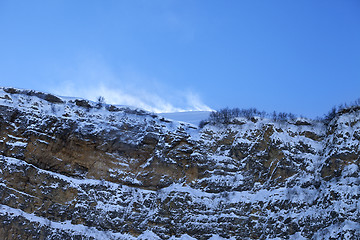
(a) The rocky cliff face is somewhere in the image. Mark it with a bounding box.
[0,87,359,240]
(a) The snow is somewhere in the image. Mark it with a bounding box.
[288,232,307,240]
[159,111,211,126]
[7,134,25,141]
[1,87,360,239]
[6,141,27,147]
[0,204,138,240]
[208,235,236,240]
[0,183,39,199]
[2,156,119,189]
[169,235,198,240]
[137,230,162,240]
[312,220,360,240]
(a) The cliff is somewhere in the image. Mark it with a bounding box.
[0,87,359,239]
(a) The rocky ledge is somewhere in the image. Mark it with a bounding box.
[0,87,359,239]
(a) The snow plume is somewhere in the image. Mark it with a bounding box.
[57,83,211,113]
[54,82,212,113]
[51,58,212,113]
[185,92,213,112]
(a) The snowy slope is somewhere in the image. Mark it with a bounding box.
[158,111,212,126]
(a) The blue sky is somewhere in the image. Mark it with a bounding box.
[0,0,359,116]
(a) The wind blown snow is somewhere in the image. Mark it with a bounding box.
[54,83,212,113]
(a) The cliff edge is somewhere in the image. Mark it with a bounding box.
[0,87,359,239]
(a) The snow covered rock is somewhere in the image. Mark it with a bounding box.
[0,87,359,239]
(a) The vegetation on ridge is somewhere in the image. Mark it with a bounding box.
[200,98,360,128]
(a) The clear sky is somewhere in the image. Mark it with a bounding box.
[0,0,359,116]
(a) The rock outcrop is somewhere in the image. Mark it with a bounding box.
[0,87,359,239]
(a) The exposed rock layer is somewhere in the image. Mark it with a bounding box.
[0,87,359,239]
